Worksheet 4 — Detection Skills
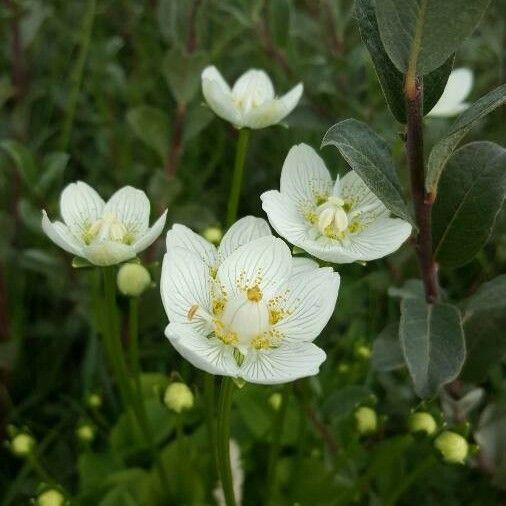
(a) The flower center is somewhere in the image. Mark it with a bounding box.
[316,196,351,239]
[86,212,128,243]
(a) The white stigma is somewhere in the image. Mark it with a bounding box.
[316,196,349,236]
[88,212,127,242]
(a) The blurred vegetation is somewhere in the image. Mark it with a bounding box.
[0,0,505,504]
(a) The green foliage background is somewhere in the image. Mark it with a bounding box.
[0,0,505,504]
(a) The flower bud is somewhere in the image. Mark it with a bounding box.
[36,489,65,506]
[117,263,151,297]
[203,226,223,244]
[409,412,437,435]
[434,431,468,464]
[86,393,102,409]
[10,433,35,457]
[355,345,371,360]
[268,392,282,411]
[354,406,377,435]
[337,363,349,374]
[76,424,95,443]
[164,382,194,414]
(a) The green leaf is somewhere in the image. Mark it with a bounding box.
[371,323,404,372]
[0,139,37,187]
[400,299,465,398]
[355,0,454,123]
[388,279,425,300]
[322,119,414,225]
[432,142,506,267]
[322,385,372,417]
[163,49,207,105]
[426,84,506,194]
[36,152,69,194]
[465,274,506,315]
[126,106,171,163]
[375,0,491,75]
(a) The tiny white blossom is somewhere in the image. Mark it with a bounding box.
[427,68,473,117]
[261,144,412,264]
[42,182,167,266]
[201,66,303,129]
[161,217,339,384]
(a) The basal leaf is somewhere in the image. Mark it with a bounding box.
[400,299,465,398]
[426,84,506,194]
[322,119,414,225]
[432,142,506,267]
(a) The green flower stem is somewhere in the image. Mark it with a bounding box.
[204,373,219,478]
[216,377,237,506]
[128,297,142,397]
[226,128,251,227]
[265,383,291,505]
[99,267,171,495]
[27,453,58,489]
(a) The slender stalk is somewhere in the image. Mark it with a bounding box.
[59,0,97,151]
[128,297,142,397]
[216,377,237,506]
[226,128,251,227]
[204,373,219,478]
[27,454,58,488]
[265,383,290,505]
[405,77,439,303]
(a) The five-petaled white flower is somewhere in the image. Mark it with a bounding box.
[42,182,167,266]
[201,66,303,129]
[427,68,473,118]
[161,217,339,384]
[261,144,412,264]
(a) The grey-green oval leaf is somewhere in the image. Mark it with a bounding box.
[432,142,506,267]
[356,0,454,123]
[322,119,414,225]
[400,299,465,399]
[375,0,491,75]
[426,84,506,194]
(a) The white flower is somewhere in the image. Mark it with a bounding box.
[261,144,412,264]
[161,217,339,385]
[42,182,167,266]
[213,440,244,506]
[201,66,303,129]
[427,68,473,117]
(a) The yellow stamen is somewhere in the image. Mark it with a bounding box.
[247,285,262,302]
[187,304,199,321]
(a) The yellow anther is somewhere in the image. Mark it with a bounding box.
[251,335,271,350]
[247,285,262,302]
[187,304,199,321]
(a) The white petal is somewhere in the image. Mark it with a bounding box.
[83,241,136,266]
[217,236,292,301]
[60,181,105,236]
[202,66,241,126]
[291,257,319,278]
[41,211,84,257]
[218,216,271,261]
[239,342,326,385]
[261,190,312,248]
[232,69,274,105]
[427,68,473,117]
[337,170,387,219]
[280,144,333,206]
[275,267,340,342]
[160,247,212,333]
[165,323,239,377]
[104,186,150,240]
[345,216,412,261]
[165,223,218,269]
[132,210,167,254]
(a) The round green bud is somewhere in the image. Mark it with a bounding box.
[117,263,151,297]
[86,393,102,409]
[76,424,95,443]
[268,392,282,411]
[203,227,223,244]
[11,433,35,457]
[356,345,371,359]
[337,363,350,374]
[409,412,437,435]
[36,489,65,506]
[355,406,378,435]
[164,382,194,414]
[434,431,468,464]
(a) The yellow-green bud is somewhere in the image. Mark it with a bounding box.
[117,263,151,297]
[164,382,194,413]
[268,392,282,411]
[86,393,102,409]
[11,433,35,457]
[203,226,223,244]
[76,424,95,443]
[355,407,377,435]
[356,345,371,359]
[409,412,437,435]
[434,431,468,464]
[338,363,350,374]
[36,489,65,506]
